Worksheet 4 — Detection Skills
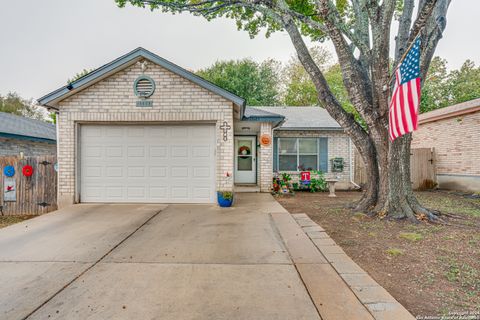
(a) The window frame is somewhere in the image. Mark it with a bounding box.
[277,137,320,172]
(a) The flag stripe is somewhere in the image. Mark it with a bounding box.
[399,84,409,133]
[406,81,415,131]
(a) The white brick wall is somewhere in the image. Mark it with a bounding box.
[56,60,235,207]
[259,122,273,192]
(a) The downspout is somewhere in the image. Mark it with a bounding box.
[349,137,361,190]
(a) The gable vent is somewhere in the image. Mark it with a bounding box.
[134,75,156,98]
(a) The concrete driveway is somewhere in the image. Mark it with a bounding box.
[0,194,320,320]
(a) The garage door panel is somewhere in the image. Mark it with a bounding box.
[105,167,123,177]
[171,166,189,178]
[171,127,188,138]
[105,146,123,158]
[149,166,167,177]
[81,125,215,203]
[149,146,168,158]
[193,166,211,178]
[126,186,147,200]
[105,186,123,199]
[127,146,145,158]
[171,146,189,158]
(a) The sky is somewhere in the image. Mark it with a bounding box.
[0,0,478,100]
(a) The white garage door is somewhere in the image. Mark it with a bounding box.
[80,124,216,203]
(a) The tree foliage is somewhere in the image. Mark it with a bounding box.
[197,58,281,106]
[68,68,94,84]
[421,57,480,113]
[0,92,47,121]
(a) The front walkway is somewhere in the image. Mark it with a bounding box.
[0,193,413,319]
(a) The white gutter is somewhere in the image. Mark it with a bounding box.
[349,137,361,189]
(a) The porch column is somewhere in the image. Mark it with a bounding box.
[259,122,273,192]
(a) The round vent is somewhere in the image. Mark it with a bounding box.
[134,75,156,98]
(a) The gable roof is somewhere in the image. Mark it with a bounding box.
[37,47,246,115]
[0,112,56,141]
[419,98,480,124]
[249,106,342,130]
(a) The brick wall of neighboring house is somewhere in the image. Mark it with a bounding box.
[412,106,480,192]
[0,137,56,156]
[57,61,235,207]
[274,129,354,190]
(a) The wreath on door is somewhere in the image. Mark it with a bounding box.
[238,145,251,159]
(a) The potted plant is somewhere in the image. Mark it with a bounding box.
[217,191,234,207]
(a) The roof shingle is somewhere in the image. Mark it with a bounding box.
[0,112,56,141]
[248,106,342,130]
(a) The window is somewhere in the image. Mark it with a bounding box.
[278,138,319,171]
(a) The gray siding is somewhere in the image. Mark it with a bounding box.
[0,137,56,156]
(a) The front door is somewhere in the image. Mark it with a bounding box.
[234,136,256,184]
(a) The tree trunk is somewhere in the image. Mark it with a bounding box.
[350,130,439,221]
[353,139,379,211]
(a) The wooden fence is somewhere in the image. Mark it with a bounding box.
[354,148,436,190]
[0,155,57,215]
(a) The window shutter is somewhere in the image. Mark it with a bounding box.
[319,137,328,173]
[273,137,278,171]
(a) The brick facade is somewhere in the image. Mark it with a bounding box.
[56,60,235,207]
[274,130,354,190]
[412,107,480,191]
[259,122,273,192]
[0,137,56,156]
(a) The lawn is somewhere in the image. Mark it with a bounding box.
[276,190,480,318]
[0,215,36,229]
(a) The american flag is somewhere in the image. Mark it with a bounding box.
[389,37,422,141]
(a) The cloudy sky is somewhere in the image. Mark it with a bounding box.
[0,0,477,100]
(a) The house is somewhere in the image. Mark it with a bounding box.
[412,98,480,192]
[0,112,56,156]
[38,48,354,208]
[251,107,354,190]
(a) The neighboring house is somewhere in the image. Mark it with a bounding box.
[412,98,480,192]
[0,112,56,156]
[38,48,354,208]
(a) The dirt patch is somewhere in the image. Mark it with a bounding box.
[276,190,480,317]
[0,215,36,229]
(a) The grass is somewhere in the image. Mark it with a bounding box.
[386,248,404,256]
[0,215,36,228]
[416,192,480,217]
[399,232,424,242]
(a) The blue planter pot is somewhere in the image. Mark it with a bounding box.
[217,192,234,207]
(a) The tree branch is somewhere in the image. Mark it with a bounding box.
[279,12,372,149]
[313,0,376,124]
[420,0,450,78]
[408,0,438,45]
[394,0,415,63]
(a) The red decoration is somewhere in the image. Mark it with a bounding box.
[22,165,34,177]
[301,171,310,181]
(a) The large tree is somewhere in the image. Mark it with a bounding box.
[116,0,450,221]
[0,92,47,121]
[197,58,281,105]
[421,57,480,113]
